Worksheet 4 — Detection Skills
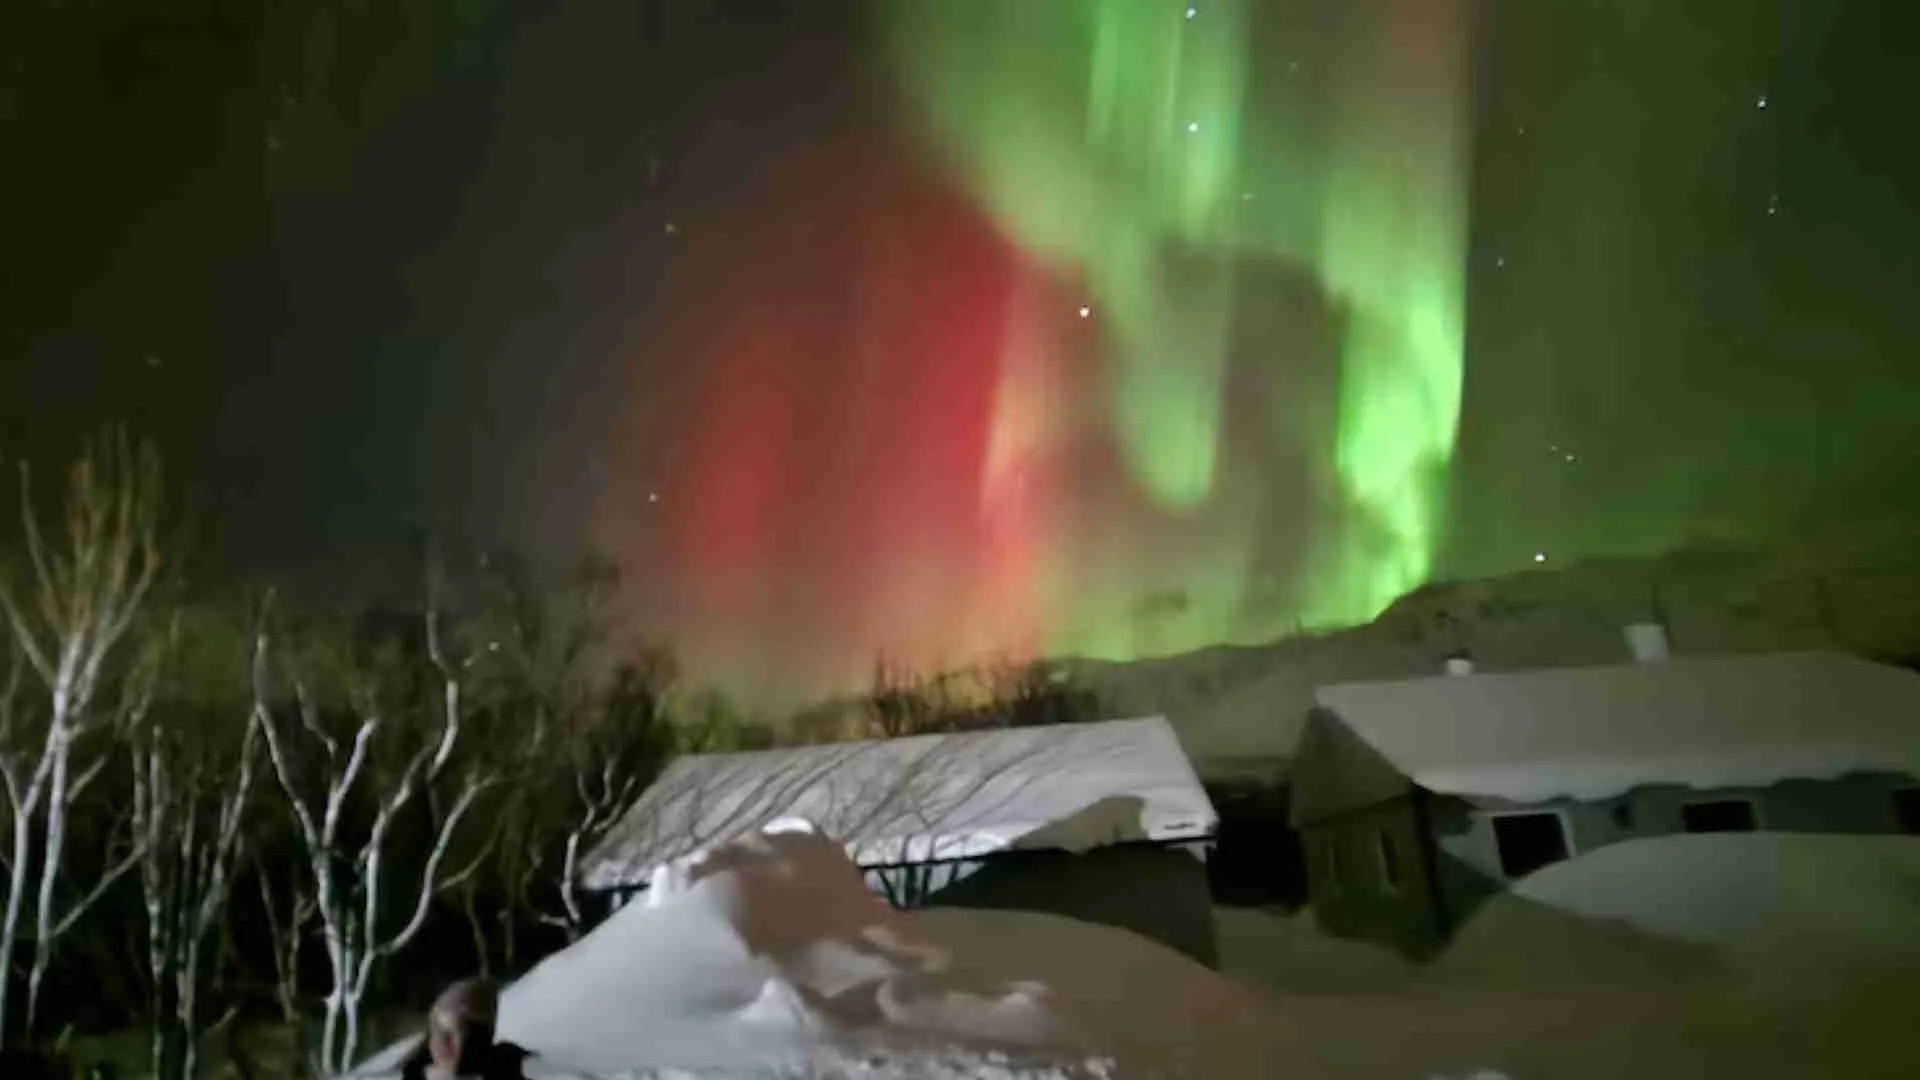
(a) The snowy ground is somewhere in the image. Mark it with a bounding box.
[355,830,1920,1079]
[1218,834,1920,1079]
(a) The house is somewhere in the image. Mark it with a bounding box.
[579,716,1223,965]
[1291,636,1920,957]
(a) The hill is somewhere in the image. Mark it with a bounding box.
[1047,545,1920,777]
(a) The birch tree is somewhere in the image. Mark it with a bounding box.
[539,658,675,940]
[254,597,492,1076]
[455,555,669,957]
[129,611,260,1080]
[0,430,162,1044]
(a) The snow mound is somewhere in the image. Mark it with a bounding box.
[357,824,1293,1078]
[1213,907,1417,996]
[1509,832,1920,972]
[1441,833,1920,992]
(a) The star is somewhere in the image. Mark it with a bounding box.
[1077,305,1092,319]
[1186,121,1201,134]
[1756,93,1769,110]
[1533,552,1547,564]
[648,491,660,503]
[1185,6,1197,18]
[664,220,678,236]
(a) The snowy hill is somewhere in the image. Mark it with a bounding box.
[1054,547,1920,773]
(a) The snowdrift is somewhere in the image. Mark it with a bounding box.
[1504,832,1920,973]
[355,821,1293,1079]
[1207,837,1920,1079]
[1438,832,1920,991]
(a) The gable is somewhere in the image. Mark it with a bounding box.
[1290,708,1417,827]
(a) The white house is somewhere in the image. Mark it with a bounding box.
[1291,644,1920,955]
[580,716,1223,964]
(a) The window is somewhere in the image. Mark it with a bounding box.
[1610,801,1635,830]
[1492,812,1570,879]
[1681,799,1757,834]
[1376,829,1401,892]
[1893,789,1920,835]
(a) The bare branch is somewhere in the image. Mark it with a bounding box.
[375,774,488,958]
[321,718,377,846]
[0,583,53,688]
[255,667,319,854]
[48,837,145,940]
[65,753,108,807]
[293,676,338,761]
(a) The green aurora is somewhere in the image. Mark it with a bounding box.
[884,0,1474,645]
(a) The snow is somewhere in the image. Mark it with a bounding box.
[1312,651,1920,804]
[355,822,1288,1079]
[582,718,1216,892]
[1212,907,1416,996]
[1498,832,1920,978]
[1206,835,1920,1079]
[350,827,1920,1078]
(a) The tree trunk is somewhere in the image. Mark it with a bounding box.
[462,884,490,978]
[0,782,35,1049]
[26,722,72,1034]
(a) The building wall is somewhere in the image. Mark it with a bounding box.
[1302,770,1920,954]
[1428,769,1918,929]
[1634,771,1916,835]
[922,843,1220,968]
[1302,795,1446,957]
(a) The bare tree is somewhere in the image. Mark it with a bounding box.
[0,431,163,1043]
[254,596,492,1076]
[129,614,261,1080]
[866,655,946,738]
[254,853,314,1031]
[977,659,1101,729]
[538,658,675,940]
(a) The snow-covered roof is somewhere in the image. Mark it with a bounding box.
[580,716,1218,891]
[1308,651,1920,808]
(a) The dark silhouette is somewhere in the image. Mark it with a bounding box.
[0,1047,70,1079]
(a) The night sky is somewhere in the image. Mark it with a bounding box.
[4,1,1918,708]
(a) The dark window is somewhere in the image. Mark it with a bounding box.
[1492,812,1570,879]
[1893,789,1920,835]
[1610,802,1635,830]
[1682,799,1757,834]
[1377,829,1401,892]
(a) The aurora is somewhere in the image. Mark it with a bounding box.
[572,0,1476,705]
